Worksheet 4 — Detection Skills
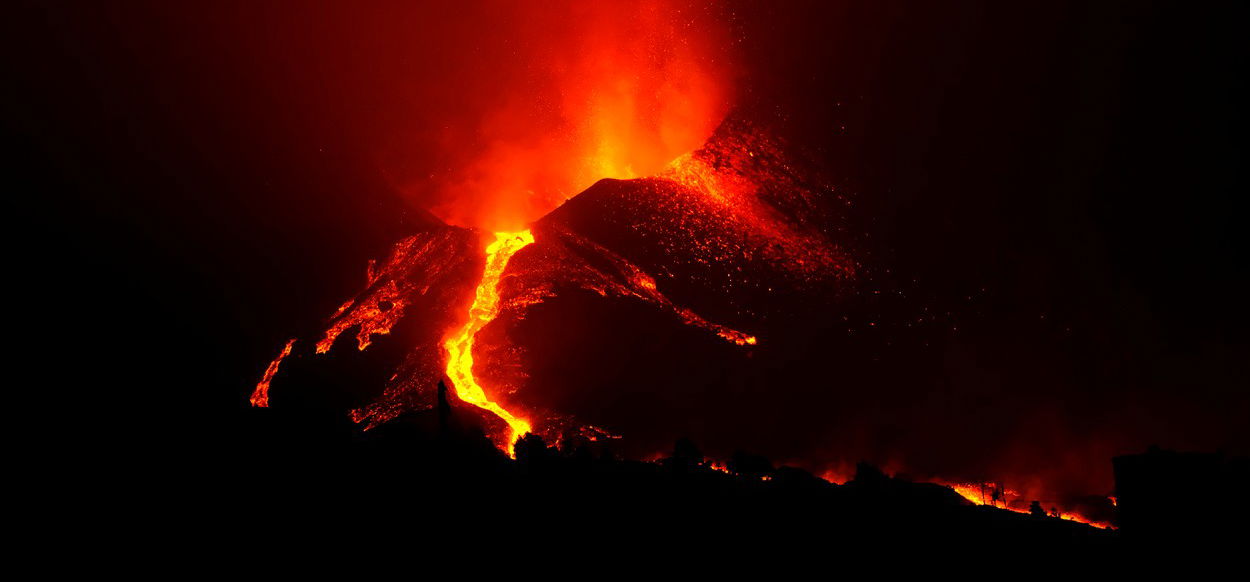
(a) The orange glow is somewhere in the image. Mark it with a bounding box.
[444,230,536,453]
[820,465,857,485]
[316,280,405,354]
[939,480,1115,529]
[250,339,295,407]
[427,1,733,232]
[625,267,758,346]
[659,148,855,283]
[949,482,994,506]
[1056,511,1115,530]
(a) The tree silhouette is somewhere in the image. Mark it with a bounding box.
[514,433,554,467]
[668,437,705,471]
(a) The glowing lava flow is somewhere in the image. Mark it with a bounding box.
[250,339,295,407]
[444,231,535,453]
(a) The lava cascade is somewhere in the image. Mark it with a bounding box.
[443,231,536,451]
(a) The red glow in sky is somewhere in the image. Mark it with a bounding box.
[416,0,736,231]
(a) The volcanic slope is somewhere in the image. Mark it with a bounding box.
[260,116,859,452]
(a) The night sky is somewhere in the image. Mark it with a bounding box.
[12,1,1247,498]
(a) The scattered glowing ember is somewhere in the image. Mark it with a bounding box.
[250,339,295,407]
[696,462,1115,530]
[503,222,762,348]
[444,231,537,453]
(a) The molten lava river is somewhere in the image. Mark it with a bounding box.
[443,230,535,451]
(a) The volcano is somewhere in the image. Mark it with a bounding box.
[253,114,857,455]
[20,0,1250,558]
[245,111,1124,531]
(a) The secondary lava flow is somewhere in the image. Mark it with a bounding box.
[250,339,295,408]
[444,230,536,452]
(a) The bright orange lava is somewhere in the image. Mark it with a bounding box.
[444,230,536,454]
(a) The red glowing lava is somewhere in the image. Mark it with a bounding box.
[250,339,295,408]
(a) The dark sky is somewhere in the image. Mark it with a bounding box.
[11,1,1246,490]
[726,1,1249,490]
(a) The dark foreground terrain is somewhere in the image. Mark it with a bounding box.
[169,385,1243,560]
